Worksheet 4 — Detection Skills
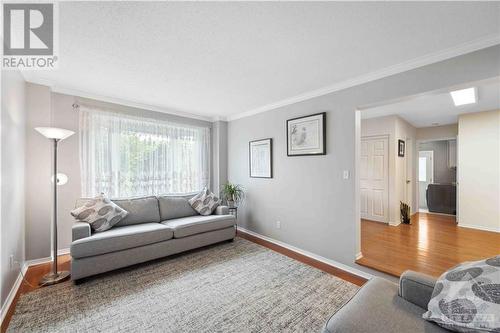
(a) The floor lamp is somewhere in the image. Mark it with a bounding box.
[35,127,75,286]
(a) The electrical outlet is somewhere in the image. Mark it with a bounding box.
[276,221,281,229]
[9,255,14,269]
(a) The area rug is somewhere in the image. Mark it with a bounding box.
[8,238,359,332]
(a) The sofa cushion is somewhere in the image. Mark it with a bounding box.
[76,196,161,227]
[161,215,235,238]
[71,194,128,232]
[158,194,198,220]
[188,188,221,216]
[423,256,500,332]
[323,278,448,333]
[71,223,173,259]
[112,196,161,226]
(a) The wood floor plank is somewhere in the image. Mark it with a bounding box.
[356,213,500,277]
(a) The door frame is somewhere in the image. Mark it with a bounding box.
[360,134,390,224]
[405,137,413,213]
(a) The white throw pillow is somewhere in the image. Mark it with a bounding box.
[71,194,128,232]
[188,188,221,216]
[423,256,500,332]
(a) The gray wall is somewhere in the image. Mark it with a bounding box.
[1,70,26,308]
[227,45,500,272]
[212,120,228,196]
[419,140,456,184]
[24,87,216,260]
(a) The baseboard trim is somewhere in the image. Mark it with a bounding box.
[458,223,500,233]
[1,249,70,329]
[24,248,70,267]
[237,227,372,283]
[0,264,27,326]
[355,252,363,261]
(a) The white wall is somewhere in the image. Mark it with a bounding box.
[1,70,26,310]
[417,124,458,141]
[25,84,53,260]
[458,109,500,232]
[361,115,416,224]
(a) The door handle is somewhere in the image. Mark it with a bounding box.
[406,180,411,184]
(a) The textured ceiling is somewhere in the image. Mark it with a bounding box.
[23,2,500,120]
[361,78,500,128]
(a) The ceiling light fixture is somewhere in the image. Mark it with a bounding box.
[450,87,477,106]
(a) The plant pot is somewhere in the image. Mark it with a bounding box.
[227,200,235,208]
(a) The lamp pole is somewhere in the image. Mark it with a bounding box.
[52,139,59,276]
[39,138,70,285]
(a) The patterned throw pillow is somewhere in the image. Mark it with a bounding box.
[71,194,128,232]
[188,188,221,216]
[422,256,500,332]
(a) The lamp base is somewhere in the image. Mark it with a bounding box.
[39,271,70,286]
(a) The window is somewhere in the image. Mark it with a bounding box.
[79,106,210,198]
[419,157,427,182]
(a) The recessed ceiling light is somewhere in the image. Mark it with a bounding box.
[450,87,477,106]
[432,123,440,126]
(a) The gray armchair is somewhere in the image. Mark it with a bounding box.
[322,271,448,333]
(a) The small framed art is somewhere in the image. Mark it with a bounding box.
[249,138,273,178]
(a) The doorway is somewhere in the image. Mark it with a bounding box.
[417,140,457,216]
[418,150,434,211]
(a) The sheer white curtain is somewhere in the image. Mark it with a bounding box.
[79,106,210,198]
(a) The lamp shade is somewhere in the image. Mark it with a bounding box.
[35,127,75,140]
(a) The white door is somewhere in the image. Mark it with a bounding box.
[360,136,389,223]
[418,150,434,211]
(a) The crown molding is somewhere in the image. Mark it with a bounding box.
[227,34,500,121]
[22,75,218,122]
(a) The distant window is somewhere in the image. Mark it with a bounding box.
[419,157,427,182]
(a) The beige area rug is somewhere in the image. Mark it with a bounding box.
[8,238,359,332]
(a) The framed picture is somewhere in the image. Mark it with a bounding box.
[249,138,273,178]
[398,139,405,157]
[287,112,326,156]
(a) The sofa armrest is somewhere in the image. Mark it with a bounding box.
[398,270,437,310]
[214,205,229,215]
[72,222,91,242]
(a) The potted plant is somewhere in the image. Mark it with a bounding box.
[221,183,244,208]
[400,201,411,224]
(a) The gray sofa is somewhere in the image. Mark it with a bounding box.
[323,271,448,333]
[70,195,236,281]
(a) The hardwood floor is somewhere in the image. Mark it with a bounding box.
[356,213,500,277]
[1,255,71,333]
